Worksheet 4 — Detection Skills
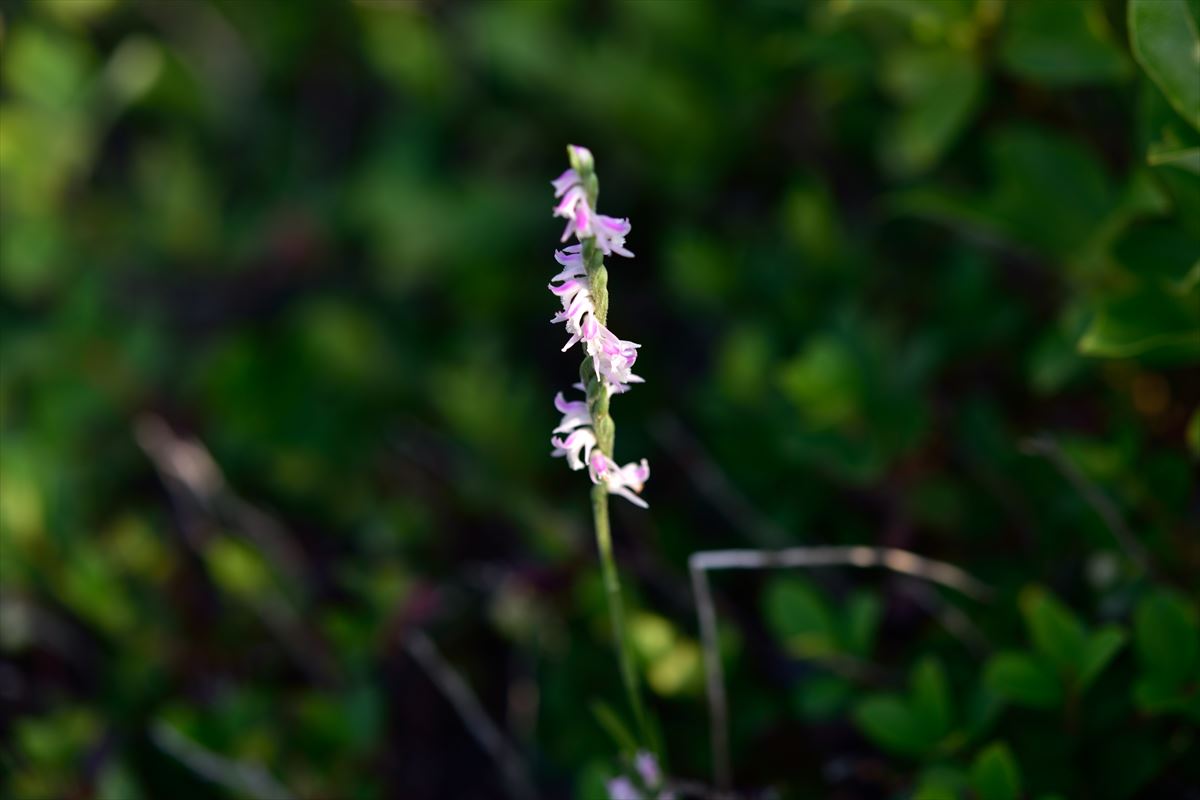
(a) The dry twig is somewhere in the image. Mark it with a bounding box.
[404,630,537,800]
[152,721,295,800]
[1021,435,1151,574]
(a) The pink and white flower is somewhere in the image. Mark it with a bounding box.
[552,164,634,257]
[551,427,596,472]
[552,390,590,434]
[547,145,649,507]
[588,451,651,509]
[548,244,642,392]
[585,324,643,394]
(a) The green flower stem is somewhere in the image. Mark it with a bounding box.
[590,481,650,750]
[569,147,650,750]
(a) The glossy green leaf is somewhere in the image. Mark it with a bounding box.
[1130,0,1200,131]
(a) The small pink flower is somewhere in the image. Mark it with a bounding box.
[606,777,640,800]
[634,751,661,788]
[593,213,634,258]
[588,452,650,508]
[586,323,643,394]
[552,390,590,434]
[550,167,633,257]
[551,168,580,198]
[553,184,592,242]
[551,428,596,471]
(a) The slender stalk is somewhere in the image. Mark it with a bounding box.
[570,147,650,750]
[592,481,650,749]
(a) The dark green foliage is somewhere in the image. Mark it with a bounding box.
[1,0,1197,798]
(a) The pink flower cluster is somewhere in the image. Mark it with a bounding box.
[551,389,650,508]
[548,246,643,394]
[548,146,649,508]
[552,169,634,258]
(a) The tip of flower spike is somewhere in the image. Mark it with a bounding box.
[566,144,593,173]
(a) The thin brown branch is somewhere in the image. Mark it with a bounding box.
[690,547,992,601]
[134,414,338,685]
[1021,434,1152,575]
[151,720,295,800]
[653,415,789,548]
[688,564,729,790]
[404,630,537,800]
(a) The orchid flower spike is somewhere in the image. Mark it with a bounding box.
[546,145,649,508]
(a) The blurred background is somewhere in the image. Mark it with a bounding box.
[1,0,1198,798]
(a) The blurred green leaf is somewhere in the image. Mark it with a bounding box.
[881,47,982,176]
[853,658,955,759]
[911,657,954,741]
[913,765,967,800]
[1129,0,1200,131]
[1077,626,1125,692]
[895,125,1117,259]
[206,538,272,600]
[590,701,638,756]
[779,336,862,429]
[985,652,1063,708]
[1000,0,1129,86]
[794,675,854,721]
[1134,589,1199,687]
[1148,145,1200,175]
[970,742,1022,800]
[1112,220,1200,292]
[841,591,882,659]
[2,26,94,110]
[1020,587,1088,677]
[764,577,838,657]
[853,696,934,758]
[1078,283,1200,359]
